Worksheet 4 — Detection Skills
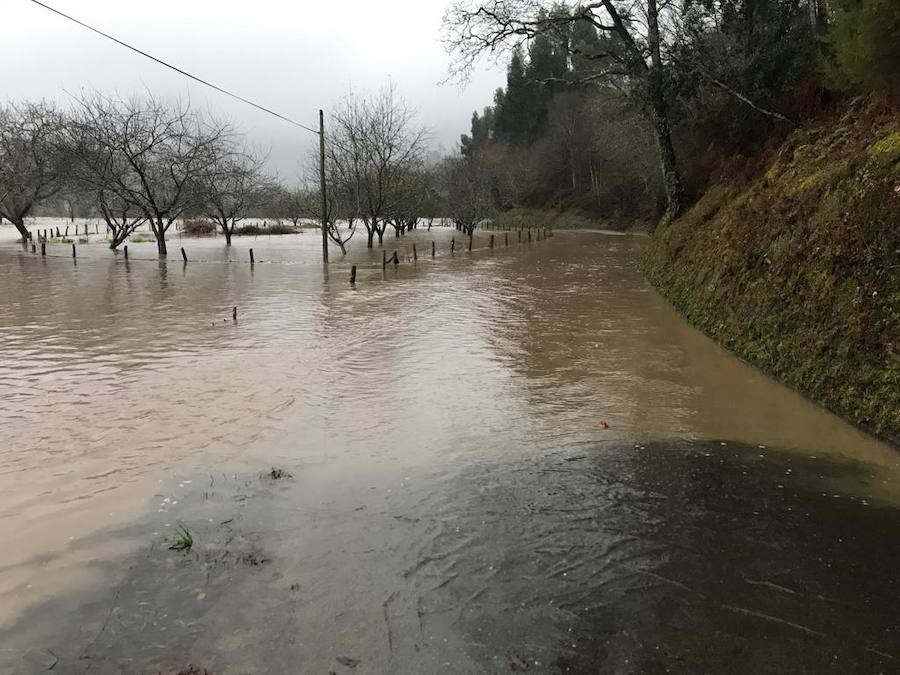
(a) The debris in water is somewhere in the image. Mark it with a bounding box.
[265,467,292,480]
[596,421,609,429]
[336,656,360,668]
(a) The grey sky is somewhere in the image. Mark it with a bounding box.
[1,0,505,180]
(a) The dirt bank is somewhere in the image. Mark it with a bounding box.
[644,96,900,445]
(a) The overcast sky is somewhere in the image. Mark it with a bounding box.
[1,0,505,179]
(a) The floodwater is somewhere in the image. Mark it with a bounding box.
[0,219,898,674]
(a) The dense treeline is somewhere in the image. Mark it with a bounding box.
[444,0,899,227]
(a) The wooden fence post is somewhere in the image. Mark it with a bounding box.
[490,234,494,249]
[431,241,435,258]
[71,244,76,258]
[181,247,188,262]
[382,250,387,269]
[505,232,508,247]
[249,249,254,265]
[468,235,473,252]
[124,245,128,260]
[350,265,357,284]
[451,237,455,253]
[41,242,46,256]
[412,243,417,261]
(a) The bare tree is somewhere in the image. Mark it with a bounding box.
[96,188,147,249]
[440,153,496,235]
[195,145,268,245]
[68,92,233,256]
[443,0,685,224]
[299,162,357,255]
[327,85,429,248]
[0,102,66,241]
[386,169,431,237]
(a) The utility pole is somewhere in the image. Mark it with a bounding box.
[319,109,328,263]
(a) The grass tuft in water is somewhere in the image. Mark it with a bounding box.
[168,524,194,551]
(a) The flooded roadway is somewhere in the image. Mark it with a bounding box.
[0,223,898,673]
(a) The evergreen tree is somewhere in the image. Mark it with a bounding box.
[822,0,900,94]
[493,48,535,145]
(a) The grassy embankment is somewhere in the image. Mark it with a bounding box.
[644,96,900,444]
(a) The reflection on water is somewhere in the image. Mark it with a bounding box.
[0,224,897,673]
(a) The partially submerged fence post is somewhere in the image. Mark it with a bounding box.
[71,244,76,258]
[518,230,522,243]
[64,226,68,237]
[41,242,45,256]
[233,306,237,321]
[505,232,508,247]
[392,251,399,266]
[350,265,357,284]
[382,250,387,269]
[31,244,35,253]
[249,249,254,265]
[412,243,417,261]
[451,238,455,253]
[527,230,532,243]
[181,247,188,262]
[123,245,128,260]
[490,234,494,249]
[431,241,435,258]
[468,235,473,252]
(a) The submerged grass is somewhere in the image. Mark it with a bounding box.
[167,524,194,552]
[644,95,900,445]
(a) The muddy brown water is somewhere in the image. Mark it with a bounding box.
[1,224,899,674]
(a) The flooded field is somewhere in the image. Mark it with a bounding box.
[1,220,898,674]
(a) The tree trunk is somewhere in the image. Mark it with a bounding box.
[377,228,384,245]
[224,223,232,246]
[649,93,683,227]
[154,218,168,256]
[646,0,683,227]
[9,215,29,241]
[367,227,374,249]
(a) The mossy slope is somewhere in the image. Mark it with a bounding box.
[645,97,900,444]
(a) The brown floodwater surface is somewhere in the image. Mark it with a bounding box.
[0,222,898,673]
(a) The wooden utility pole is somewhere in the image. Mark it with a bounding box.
[319,109,328,263]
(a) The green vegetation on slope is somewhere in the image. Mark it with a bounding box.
[644,96,900,443]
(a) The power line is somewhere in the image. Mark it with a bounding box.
[28,0,320,136]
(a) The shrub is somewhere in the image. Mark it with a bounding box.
[234,223,298,236]
[181,218,217,236]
